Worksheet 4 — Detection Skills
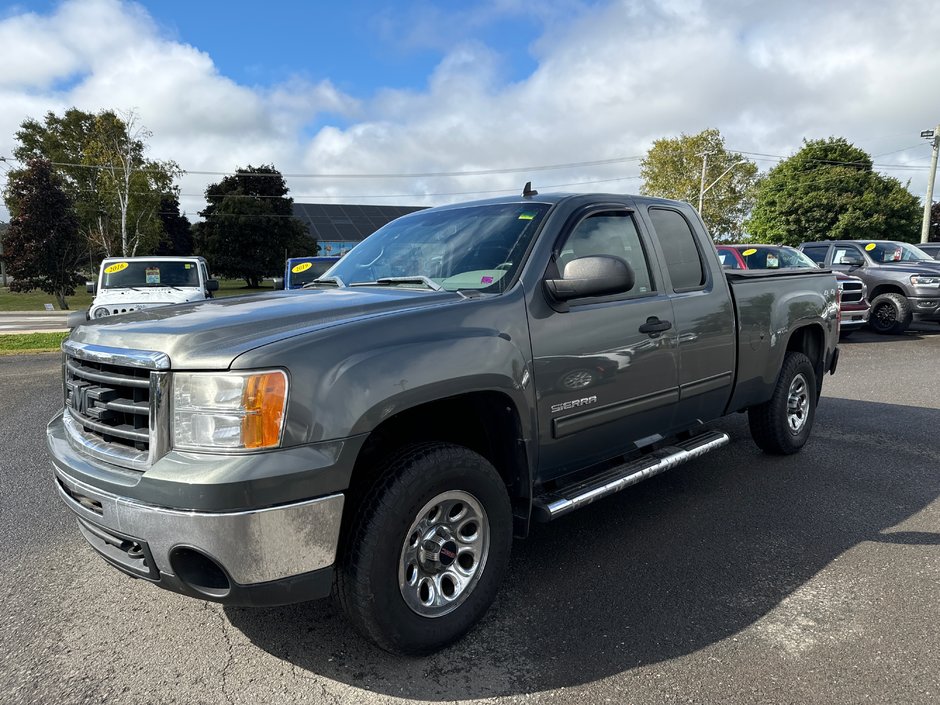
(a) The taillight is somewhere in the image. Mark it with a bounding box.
[835,285,842,333]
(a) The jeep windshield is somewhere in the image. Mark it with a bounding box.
[864,242,934,263]
[326,202,551,292]
[101,261,200,289]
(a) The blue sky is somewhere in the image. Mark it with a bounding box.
[134,1,548,97]
[0,0,938,221]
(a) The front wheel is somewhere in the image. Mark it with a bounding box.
[867,293,912,335]
[336,443,512,655]
[748,351,817,455]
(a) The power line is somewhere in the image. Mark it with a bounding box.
[0,154,643,179]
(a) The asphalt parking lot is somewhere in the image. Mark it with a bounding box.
[2,326,939,705]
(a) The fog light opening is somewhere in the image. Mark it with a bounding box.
[169,547,231,598]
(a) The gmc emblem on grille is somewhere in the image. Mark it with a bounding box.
[70,384,91,415]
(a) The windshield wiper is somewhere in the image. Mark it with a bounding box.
[374,276,443,291]
[305,276,346,288]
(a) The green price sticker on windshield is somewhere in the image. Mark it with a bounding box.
[291,262,313,274]
[104,262,129,274]
[518,213,535,220]
[865,243,876,251]
[742,248,757,256]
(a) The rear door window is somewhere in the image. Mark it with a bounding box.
[648,208,706,290]
[801,245,829,265]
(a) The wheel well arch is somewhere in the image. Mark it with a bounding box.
[343,392,532,541]
[784,323,826,396]
[868,284,906,300]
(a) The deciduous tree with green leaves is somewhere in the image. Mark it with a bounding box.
[193,165,311,287]
[154,195,193,255]
[2,159,85,309]
[13,108,180,257]
[640,128,758,239]
[746,137,921,246]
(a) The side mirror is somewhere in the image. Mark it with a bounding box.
[66,310,90,328]
[544,255,635,302]
[271,277,285,291]
[841,255,864,267]
[86,282,97,294]
[205,279,220,292]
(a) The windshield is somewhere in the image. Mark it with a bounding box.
[100,260,200,289]
[737,246,817,269]
[287,259,338,289]
[863,242,934,263]
[327,202,552,292]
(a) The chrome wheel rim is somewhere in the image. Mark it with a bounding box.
[787,373,810,434]
[399,490,490,618]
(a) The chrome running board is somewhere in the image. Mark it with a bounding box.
[533,430,730,520]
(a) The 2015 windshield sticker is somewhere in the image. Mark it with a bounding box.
[865,243,876,251]
[742,248,757,256]
[145,267,161,284]
[481,275,494,284]
[184,263,192,269]
[291,262,313,274]
[518,213,535,220]
[104,262,128,274]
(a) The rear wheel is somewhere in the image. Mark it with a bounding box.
[867,293,912,335]
[748,352,817,455]
[336,443,512,655]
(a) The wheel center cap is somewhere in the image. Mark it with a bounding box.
[418,528,458,572]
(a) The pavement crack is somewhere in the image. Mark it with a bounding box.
[206,602,235,705]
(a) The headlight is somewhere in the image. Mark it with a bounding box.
[172,371,288,451]
[92,307,110,318]
[910,275,940,289]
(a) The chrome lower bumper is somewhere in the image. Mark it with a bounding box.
[54,469,344,586]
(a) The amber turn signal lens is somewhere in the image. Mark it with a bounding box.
[241,371,288,449]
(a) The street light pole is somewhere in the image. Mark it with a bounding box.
[698,152,710,214]
[921,123,940,244]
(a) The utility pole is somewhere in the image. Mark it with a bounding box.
[921,123,940,244]
[698,152,711,214]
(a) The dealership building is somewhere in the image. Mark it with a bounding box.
[291,203,425,256]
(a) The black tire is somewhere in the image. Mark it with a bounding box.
[748,351,817,455]
[336,442,512,655]
[867,293,912,335]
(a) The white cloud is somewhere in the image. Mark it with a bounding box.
[1,0,939,223]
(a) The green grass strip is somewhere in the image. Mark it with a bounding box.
[0,332,69,355]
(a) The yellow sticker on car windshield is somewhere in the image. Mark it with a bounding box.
[865,243,876,251]
[291,262,313,274]
[104,262,129,274]
[742,248,757,256]
[518,213,535,220]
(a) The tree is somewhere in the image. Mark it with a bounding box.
[2,159,85,309]
[0,221,9,287]
[193,165,310,287]
[154,195,193,255]
[640,128,759,239]
[746,137,921,246]
[13,108,180,257]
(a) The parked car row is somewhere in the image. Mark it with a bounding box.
[715,244,871,337]
[799,240,940,335]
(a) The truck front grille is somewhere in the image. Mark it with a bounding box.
[838,280,865,304]
[62,341,170,470]
[65,357,152,452]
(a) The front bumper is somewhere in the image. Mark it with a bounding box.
[48,412,349,606]
[909,296,940,321]
[840,302,869,329]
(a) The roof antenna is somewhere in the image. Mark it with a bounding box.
[522,181,538,198]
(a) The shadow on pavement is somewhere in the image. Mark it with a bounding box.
[840,322,940,344]
[226,398,940,700]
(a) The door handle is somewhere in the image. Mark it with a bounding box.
[638,317,672,336]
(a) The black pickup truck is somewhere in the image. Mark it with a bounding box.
[48,191,839,654]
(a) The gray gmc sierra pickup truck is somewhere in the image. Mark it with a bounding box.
[48,191,840,654]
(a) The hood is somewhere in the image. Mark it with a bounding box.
[93,287,206,305]
[71,287,461,369]
[871,261,940,274]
